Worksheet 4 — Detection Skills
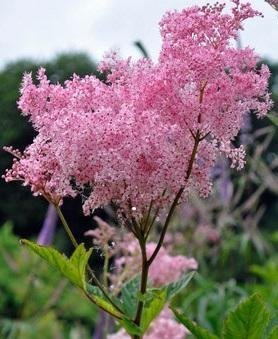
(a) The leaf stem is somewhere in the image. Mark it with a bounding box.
[133,236,149,339]
[55,205,79,248]
[53,204,123,314]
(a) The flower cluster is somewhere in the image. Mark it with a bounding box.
[3,1,271,217]
[85,216,117,253]
[147,243,198,286]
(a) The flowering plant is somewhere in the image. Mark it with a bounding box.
[3,1,272,338]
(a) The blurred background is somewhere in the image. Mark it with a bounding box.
[0,1,277,338]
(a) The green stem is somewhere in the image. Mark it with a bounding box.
[84,292,123,319]
[54,205,123,314]
[133,236,149,339]
[55,205,79,248]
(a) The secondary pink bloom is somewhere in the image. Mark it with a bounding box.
[147,243,198,287]
[85,216,117,252]
[195,224,220,244]
[145,308,188,339]
[110,239,197,291]
[108,308,188,339]
[3,1,271,217]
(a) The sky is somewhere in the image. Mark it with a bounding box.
[0,0,277,70]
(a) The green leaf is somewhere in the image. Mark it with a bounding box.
[171,307,218,339]
[86,284,124,320]
[89,294,124,320]
[268,325,278,339]
[166,271,195,301]
[141,288,167,333]
[69,244,92,289]
[120,275,140,317]
[21,240,125,320]
[222,293,271,339]
[119,318,142,336]
[86,284,106,298]
[118,271,195,334]
[21,239,92,289]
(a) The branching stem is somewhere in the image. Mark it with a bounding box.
[133,236,149,339]
[132,133,201,338]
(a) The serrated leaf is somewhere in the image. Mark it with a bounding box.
[69,244,92,289]
[166,271,195,301]
[119,318,142,336]
[120,275,140,317]
[86,284,106,298]
[89,294,124,319]
[21,240,125,320]
[222,293,271,339]
[171,307,218,339]
[21,239,92,289]
[118,271,195,334]
[268,325,278,339]
[86,283,124,318]
[141,288,167,333]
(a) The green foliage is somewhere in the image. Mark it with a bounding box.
[175,273,247,335]
[0,312,65,339]
[172,294,276,339]
[120,275,140,317]
[222,294,270,339]
[119,319,142,336]
[140,288,167,333]
[249,257,278,313]
[20,238,151,337]
[166,271,195,301]
[268,326,278,339]
[21,239,125,321]
[21,240,92,289]
[171,307,218,339]
[0,223,97,338]
[116,271,196,335]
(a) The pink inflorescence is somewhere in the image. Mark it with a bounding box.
[108,309,188,339]
[111,239,198,290]
[147,243,198,286]
[3,1,271,216]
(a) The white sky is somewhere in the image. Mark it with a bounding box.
[0,0,277,70]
